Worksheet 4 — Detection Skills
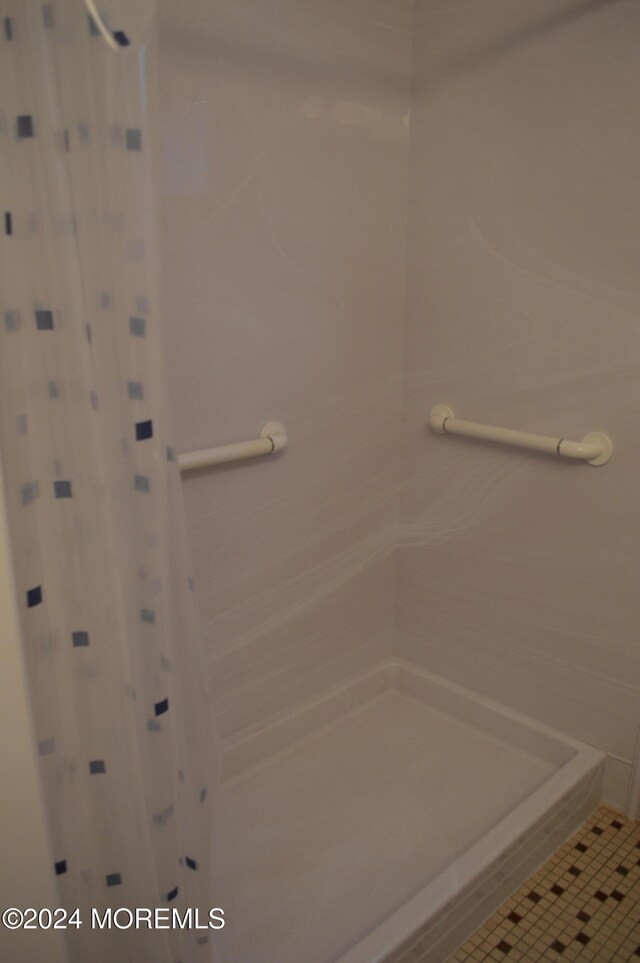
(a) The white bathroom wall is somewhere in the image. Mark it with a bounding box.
[160,0,640,797]
[398,0,640,800]
[159,0,413,737]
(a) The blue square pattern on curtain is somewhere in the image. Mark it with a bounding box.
[0,2,220,961]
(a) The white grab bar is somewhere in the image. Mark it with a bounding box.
[428,406,612,466]
[178,422,287,473]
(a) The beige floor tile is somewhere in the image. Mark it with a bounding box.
[440,806,640,963]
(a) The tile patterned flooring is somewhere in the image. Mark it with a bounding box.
[448,806,640,962]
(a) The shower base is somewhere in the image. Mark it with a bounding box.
[211,659,604,963]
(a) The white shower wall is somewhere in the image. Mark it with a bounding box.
[159,0,413,737]
[160,0,640,807]
[398,0,640,806]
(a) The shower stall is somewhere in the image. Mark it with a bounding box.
[2,0,640,961]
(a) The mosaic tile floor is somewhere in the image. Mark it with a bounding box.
[448,805,640,962]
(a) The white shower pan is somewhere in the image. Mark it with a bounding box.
[211,659,604,963]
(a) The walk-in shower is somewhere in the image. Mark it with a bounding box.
[2,0,639,961]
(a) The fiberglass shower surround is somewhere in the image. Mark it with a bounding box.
[158,0,638,959]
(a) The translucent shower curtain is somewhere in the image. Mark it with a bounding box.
[0,2,219,960]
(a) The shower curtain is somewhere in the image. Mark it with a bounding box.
[0,2,219,960]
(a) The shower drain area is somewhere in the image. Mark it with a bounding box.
[211,660,604,963]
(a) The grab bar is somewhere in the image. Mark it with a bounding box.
[178,422,287,473]
[428,406,612,466]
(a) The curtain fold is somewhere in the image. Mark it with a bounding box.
[0,2,219,960]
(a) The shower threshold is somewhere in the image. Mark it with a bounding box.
[211,659,604,963]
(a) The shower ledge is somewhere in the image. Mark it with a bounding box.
[212,658,605,963]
